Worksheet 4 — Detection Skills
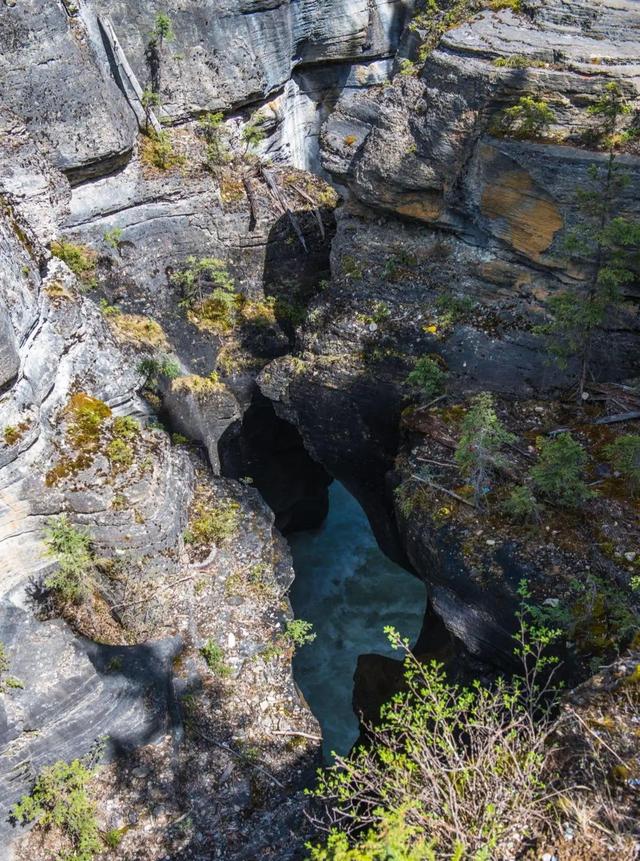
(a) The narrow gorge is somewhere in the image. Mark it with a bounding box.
[1,0,640,859]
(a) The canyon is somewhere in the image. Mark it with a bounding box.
[0,0,639,858]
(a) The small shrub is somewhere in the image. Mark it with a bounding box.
[185,500,241,547]
[502,484,542,523]
[200,639,232,677]
[341,255,363,279]
[51,240,97,289]
[98,298,121,317]
[173,257,238,332]
[151,11,174,44]
[531,433,593,508]
[284,619,316,650]
[44,515,93,603]
[199,111,231,169]
[406,356,446,400]
[103,227,123,250]
[3,421,29,446]
[141,130,185,172]
[454,393,516,505]
[138,355,181,386]
[309,622,559,859]
[241,112,267,151]
[493,95,555,139]
[398,59,417,76]
[65,393,111,450]
[605,434,640,492]
[11,758,101,861]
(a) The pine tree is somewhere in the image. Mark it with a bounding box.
[454,393,516,506]
[536,82,640,401]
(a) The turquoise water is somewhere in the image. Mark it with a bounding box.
[288,481,427,759]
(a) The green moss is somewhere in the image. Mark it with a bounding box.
[110,314,169,349]
[185,500,241,547]
[3,420,29,446]
[65,393,112,451]
[106,438,134,470]
[140,130,185,172]
[200,639,232,677]
[112,415,140,440]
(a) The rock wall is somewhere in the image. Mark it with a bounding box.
[262,0,640,663]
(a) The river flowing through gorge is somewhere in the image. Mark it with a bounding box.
[288,481,427,759]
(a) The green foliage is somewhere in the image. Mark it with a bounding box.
[0,641,23,692]
[434,292,474,327]
[104,828,125,849]
[502,484,542,523]
[199,111,231,169]
[536,82,639,398]
[11,758,101,861]
[341,255,363,279]
[112,415,140,440]
[308,807,438,860]
[151,11,174,45]
[488,0,521,10]
[406,356,446,400]
[241,112,267,151]
[103,227,123,250]
[141,88,161,132]
[138,355,181,386]
[44,516,93,604]
[454,393,516,505]
[284,619,316,650]
[587,81,632,148]
[605,434,640,492]
[98,298,121,317]
[530,433,593,509]
[51,240,97,289]
[398,59,417,77]
[493,95,555,139]
[493,54,542,68]
[141,130,185,171]
[185,500,241,547]
[106,437,134,469]
[409,0,481,64]
[173,256,238,332]
[200,639,232,677]
[309,619,559,859]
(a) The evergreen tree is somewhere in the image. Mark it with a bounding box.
[537,82,640,401]
[454,393,515,506]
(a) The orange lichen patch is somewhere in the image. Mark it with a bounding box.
[394,192,443,222]
[480,166,563,258]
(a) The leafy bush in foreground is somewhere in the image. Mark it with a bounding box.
[308,613,560,860]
